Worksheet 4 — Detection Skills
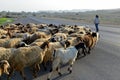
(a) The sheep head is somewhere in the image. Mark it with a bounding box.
[65,40,71,48]
[40,41,49,50]
[0,60,10,76]
[91,32,97,37]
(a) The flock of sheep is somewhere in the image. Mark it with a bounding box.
[0,23,99,80]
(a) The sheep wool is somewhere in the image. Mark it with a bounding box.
[0,47,15,61]
[4,38,22,48]
[53,46,78,64]
[10,46,45,68]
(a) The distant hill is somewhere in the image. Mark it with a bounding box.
[37,8,120,13]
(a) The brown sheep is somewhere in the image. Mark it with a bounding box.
[4,38,22,48]
[67,37,82,46]
[82,32,99,53]
[0,39,9,47]
[23,32,48,44]
[8,41,49,80]
[30,42,43,46]
[0,38,22,48]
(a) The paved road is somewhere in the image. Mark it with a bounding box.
[2,17,120,80]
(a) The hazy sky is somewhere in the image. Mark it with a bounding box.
[0,0,120,12]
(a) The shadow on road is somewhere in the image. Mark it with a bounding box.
[52,72,70,80]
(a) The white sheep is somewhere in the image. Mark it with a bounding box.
[47,42,85,80]
[42,40,70,70]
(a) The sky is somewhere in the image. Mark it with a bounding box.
[0,0,120,12]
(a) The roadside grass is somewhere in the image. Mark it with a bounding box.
[0,18,13,25]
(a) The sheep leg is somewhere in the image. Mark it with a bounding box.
[82,47,87,56]
[7,68,14,80]
[68,65,72,74]
[35,64,40,71]
[47,68,52,80]
[77,49,81,58]
[42,62,47,71]
[32,64,40,78]
[56,66,62,76]
[88,47,91,54]
[32,66,37,78]
[19,70,26,80]
[47,58,60,80]
[68,60,74,74]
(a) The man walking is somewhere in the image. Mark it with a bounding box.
[94,15,100,32]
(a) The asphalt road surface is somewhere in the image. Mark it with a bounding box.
[1,17,120,80]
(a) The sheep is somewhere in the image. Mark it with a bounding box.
[0,38,23,48]
[22,32,48,44]
[67,37,82,46]
[90,32,100,48]
[22,33,31,40]
[67,37,87,58]
[36,23,48,29]
[26,23,37,28]
[69,32,84,37]
[47,42,86,80]
[34,38,50,42]
[49,28,59,35]
[0,39,9,47]
[12,32,25,38]
[31,32,48,39]
[28,37,50,47]
[0,29,7,35]
[16,42,30,48]
[50,33,67,42]
[0,41,49,80]
[7,41,49,80]
[82,32,99,53]
[28,27,38,34]
[84,26,91,34]
[15,23,23,26]
[4,38,22,48]
[42,40,71,70]
[0,29,10,39]
[60,27,74,34]
[30,42,43,46]
[0,60,10,77]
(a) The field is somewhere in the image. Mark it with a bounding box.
[36,9,120,27]
[0,18,13,25]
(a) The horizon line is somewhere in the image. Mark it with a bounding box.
[0,8,120,12]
